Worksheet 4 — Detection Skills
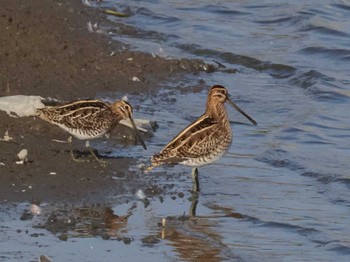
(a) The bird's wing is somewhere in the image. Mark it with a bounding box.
[152,114,218,163]
[38,100,113,130]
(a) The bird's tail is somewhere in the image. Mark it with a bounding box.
[144,162,159,173]
[144,155,163,173]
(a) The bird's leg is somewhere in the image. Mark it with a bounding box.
[68,136,86,162]
[189,192,199,217]
[67,137,105,165]
[191,167,200,192]
[86,141,107,166]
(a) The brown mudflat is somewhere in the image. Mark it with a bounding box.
[0,0,198,203]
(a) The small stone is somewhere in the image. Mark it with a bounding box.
[20,210,33,221]
[58,234,68,241]
[16,149,28,164]
[135,189,146,200]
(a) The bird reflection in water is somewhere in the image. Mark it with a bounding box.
[157,196,245,261]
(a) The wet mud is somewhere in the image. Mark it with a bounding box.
[0,1,217,260]
[0,0,205,204]
[0,1,204,260]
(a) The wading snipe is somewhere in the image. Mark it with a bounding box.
[38,99,147,163]
[146,85,257,192]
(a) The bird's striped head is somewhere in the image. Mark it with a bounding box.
[111,100,147,150]
[208,85,229,103]
[111,100,133,120]
[207,85,257,126]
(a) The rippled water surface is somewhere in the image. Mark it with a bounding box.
[2,0,350,261]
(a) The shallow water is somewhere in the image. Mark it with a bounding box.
[2,0,350,261]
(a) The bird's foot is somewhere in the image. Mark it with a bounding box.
[88,147,107,167]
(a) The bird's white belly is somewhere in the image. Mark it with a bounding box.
[180,150,227,167]
[57,124,105,140]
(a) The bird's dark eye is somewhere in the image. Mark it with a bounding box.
[124,105,130,110]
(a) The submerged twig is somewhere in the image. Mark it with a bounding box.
[104,9,129,18]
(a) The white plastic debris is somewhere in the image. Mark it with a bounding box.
[82,0,92,7]
[0,131,13,141]
[0,162,5,167]
[157,47,167,58]
[135,189,146,200]
[132,76,140,82]
[137,163,145,169]
[0,95,45,117]
[87,21,95,32]
[31,204,42,216]
[16,149,28,164]
[119,118,151,133]
[152,47,168,58]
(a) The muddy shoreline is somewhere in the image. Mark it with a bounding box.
[0,0,202,203]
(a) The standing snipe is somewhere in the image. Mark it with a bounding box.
[38,99,147,163]
[146,85,257,192]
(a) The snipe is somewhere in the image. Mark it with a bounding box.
[146,85,256,192]
[38,99,147,163]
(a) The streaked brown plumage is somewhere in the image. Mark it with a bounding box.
[37,99,146,162]
[146,85,257,192]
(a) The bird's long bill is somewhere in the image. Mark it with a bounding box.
[227,97,257,125]
[129,116,147,150]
